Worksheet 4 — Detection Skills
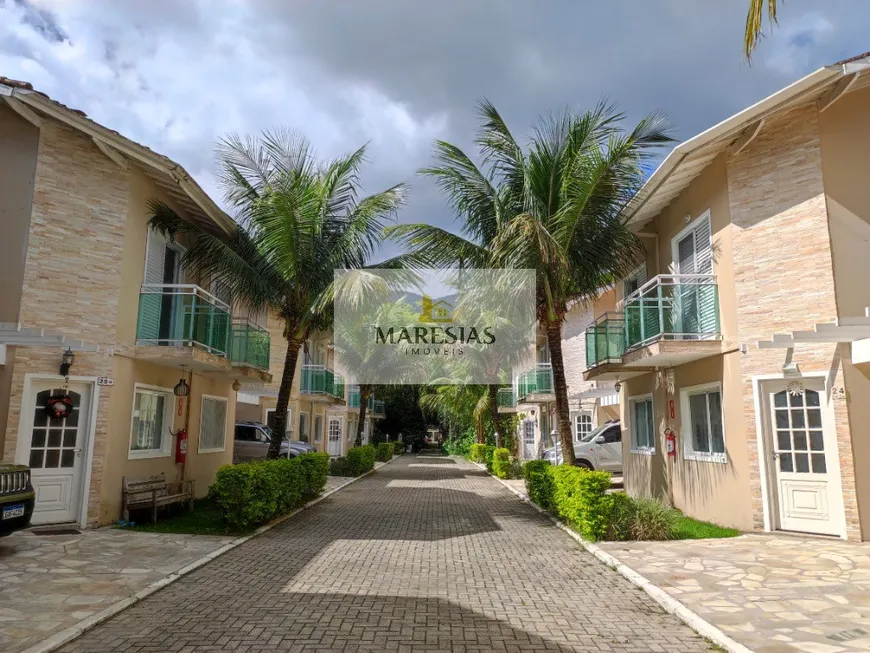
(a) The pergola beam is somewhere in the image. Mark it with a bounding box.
[729,119,764,156]
[93,137,127,169]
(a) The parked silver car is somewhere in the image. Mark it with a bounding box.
[233,422,316,462]
[542,420,622,472]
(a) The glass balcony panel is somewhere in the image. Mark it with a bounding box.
[623,275,719,349]
[230,319,271,370]
[137,284,232,356]
[585,313,626,368]
[497,388,516,408]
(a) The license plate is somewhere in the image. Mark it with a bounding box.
[2,504,25,520]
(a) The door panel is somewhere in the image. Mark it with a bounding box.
[766,380,843,536]
[522,420,536,460]
[327,419,342,456]
[21,382,91,524]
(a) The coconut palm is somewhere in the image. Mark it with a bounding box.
[392,100,672,464]
[149,131,405,458]
[745,0,779,59]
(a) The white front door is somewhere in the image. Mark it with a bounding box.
[522,420,536,460]
[327,418,342,456]
[766,379,844,536]
[19,381,92,524]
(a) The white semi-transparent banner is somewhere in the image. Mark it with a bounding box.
[333,268,536,385]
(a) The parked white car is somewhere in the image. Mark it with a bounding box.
[542,420,622,472]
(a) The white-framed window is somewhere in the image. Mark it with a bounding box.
[199,395,228,453]
[628,394,655,454]
[265,408,292,438]
[623,264,647,299]
[680,382,726,463]
[671,210,713,276]
[572,410,593,442]
[129,384,173,459]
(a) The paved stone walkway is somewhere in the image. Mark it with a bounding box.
[0,529,233,653]
[58,454,708,653]
[598,535,870,653]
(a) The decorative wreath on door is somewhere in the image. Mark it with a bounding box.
[45,395,74,419]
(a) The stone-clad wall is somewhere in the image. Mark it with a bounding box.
[726,103,860,540]
[2,121,129,525]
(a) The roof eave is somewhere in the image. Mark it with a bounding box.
[4,85,235,235]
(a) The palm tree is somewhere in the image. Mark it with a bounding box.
[149,131,405,458]
[745,0,779,60]
[393,101,672,464]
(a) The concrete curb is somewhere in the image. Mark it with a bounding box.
[19,454,403,653]
[485,467,754,653]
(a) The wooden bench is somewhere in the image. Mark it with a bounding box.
[122,474,195,524]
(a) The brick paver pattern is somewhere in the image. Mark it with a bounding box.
[60,454,709,652]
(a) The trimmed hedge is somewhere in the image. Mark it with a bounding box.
[376,442,393,463]
[347,445,377,475]
[524,460,554,510]
[482,445,496,472]
[549,465,614,540]
[468,443,487,463]
[492,448,512,479]
[211,452,328,531]
[329,456,355,477]
[392,441,404,456]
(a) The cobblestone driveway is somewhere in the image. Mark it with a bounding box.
[60,454,709,652]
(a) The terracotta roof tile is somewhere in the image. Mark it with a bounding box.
[835,51,870,65]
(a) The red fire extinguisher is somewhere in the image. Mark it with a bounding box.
[665,428,676,457]
[175,428,188,464]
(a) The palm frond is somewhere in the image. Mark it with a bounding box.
[744,0,779,60]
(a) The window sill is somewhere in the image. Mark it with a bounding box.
[197,447,226,454]
[684,452,727,464]
[128,450,171,461]
[630,448,655,456]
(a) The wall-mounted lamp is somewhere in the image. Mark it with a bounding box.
[232,380,241,392]
[59,348,74,377]
[614,379,622,393]
[174,376,191,397]
[782,362,801,377]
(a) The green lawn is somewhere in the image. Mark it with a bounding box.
[671,515,740,540]
[115,498,252,537]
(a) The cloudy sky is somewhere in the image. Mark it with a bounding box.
[1,0,866,259]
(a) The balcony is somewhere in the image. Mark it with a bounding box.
[497,387,517,412]
[230,318,271,373]
[516,363,555,403]
[135,284,232,370]
[346,387,384,416]
[585,313,626,368]
[300,365,344,402]
[348,385,361,409]
[584,275,722,381]
[370,398,385,417]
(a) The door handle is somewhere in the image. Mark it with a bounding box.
[772,452,779,460]
[74,448,83,457]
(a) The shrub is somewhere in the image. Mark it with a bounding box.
[347,445,377,475]
[329,456,355,477]
[297,452,329,498]
[376,442,393,463]
[629,497,680,541]
[492,448,512,479]
[483,445,496,472]
[211,456,316,531]
[392,441,404,456]
[524,460,554,510]
[468,443,487,463]
[602,491,636,541]
[442,430,474,457]
[510,459,525,480]
[549,465,613,540]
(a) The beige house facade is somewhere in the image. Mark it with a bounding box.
[584,53,870,541]
[0,77,270,527]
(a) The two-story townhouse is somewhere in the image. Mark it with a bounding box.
[584,53,870,541]
[502,290,620,461]
[0,77,272,527]
[235,326,386,456]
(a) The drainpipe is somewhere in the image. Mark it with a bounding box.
[181,369,193,482]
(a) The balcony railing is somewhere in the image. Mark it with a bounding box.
[301,365,345,400]
[331,372,345,401]
[370,399,385,416]
[585,312,626,368]
[623,274,720,349]
[136,284,231,356]
[230,319,270,371]
[348,385,361,408]
[517,363,554,401]
[497,387,516,409]
[347,387,384,414]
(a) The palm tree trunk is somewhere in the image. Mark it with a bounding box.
[488,383,502,448]
[268,338,302,458]
[545,321,576,465]
[355,384,371,447]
